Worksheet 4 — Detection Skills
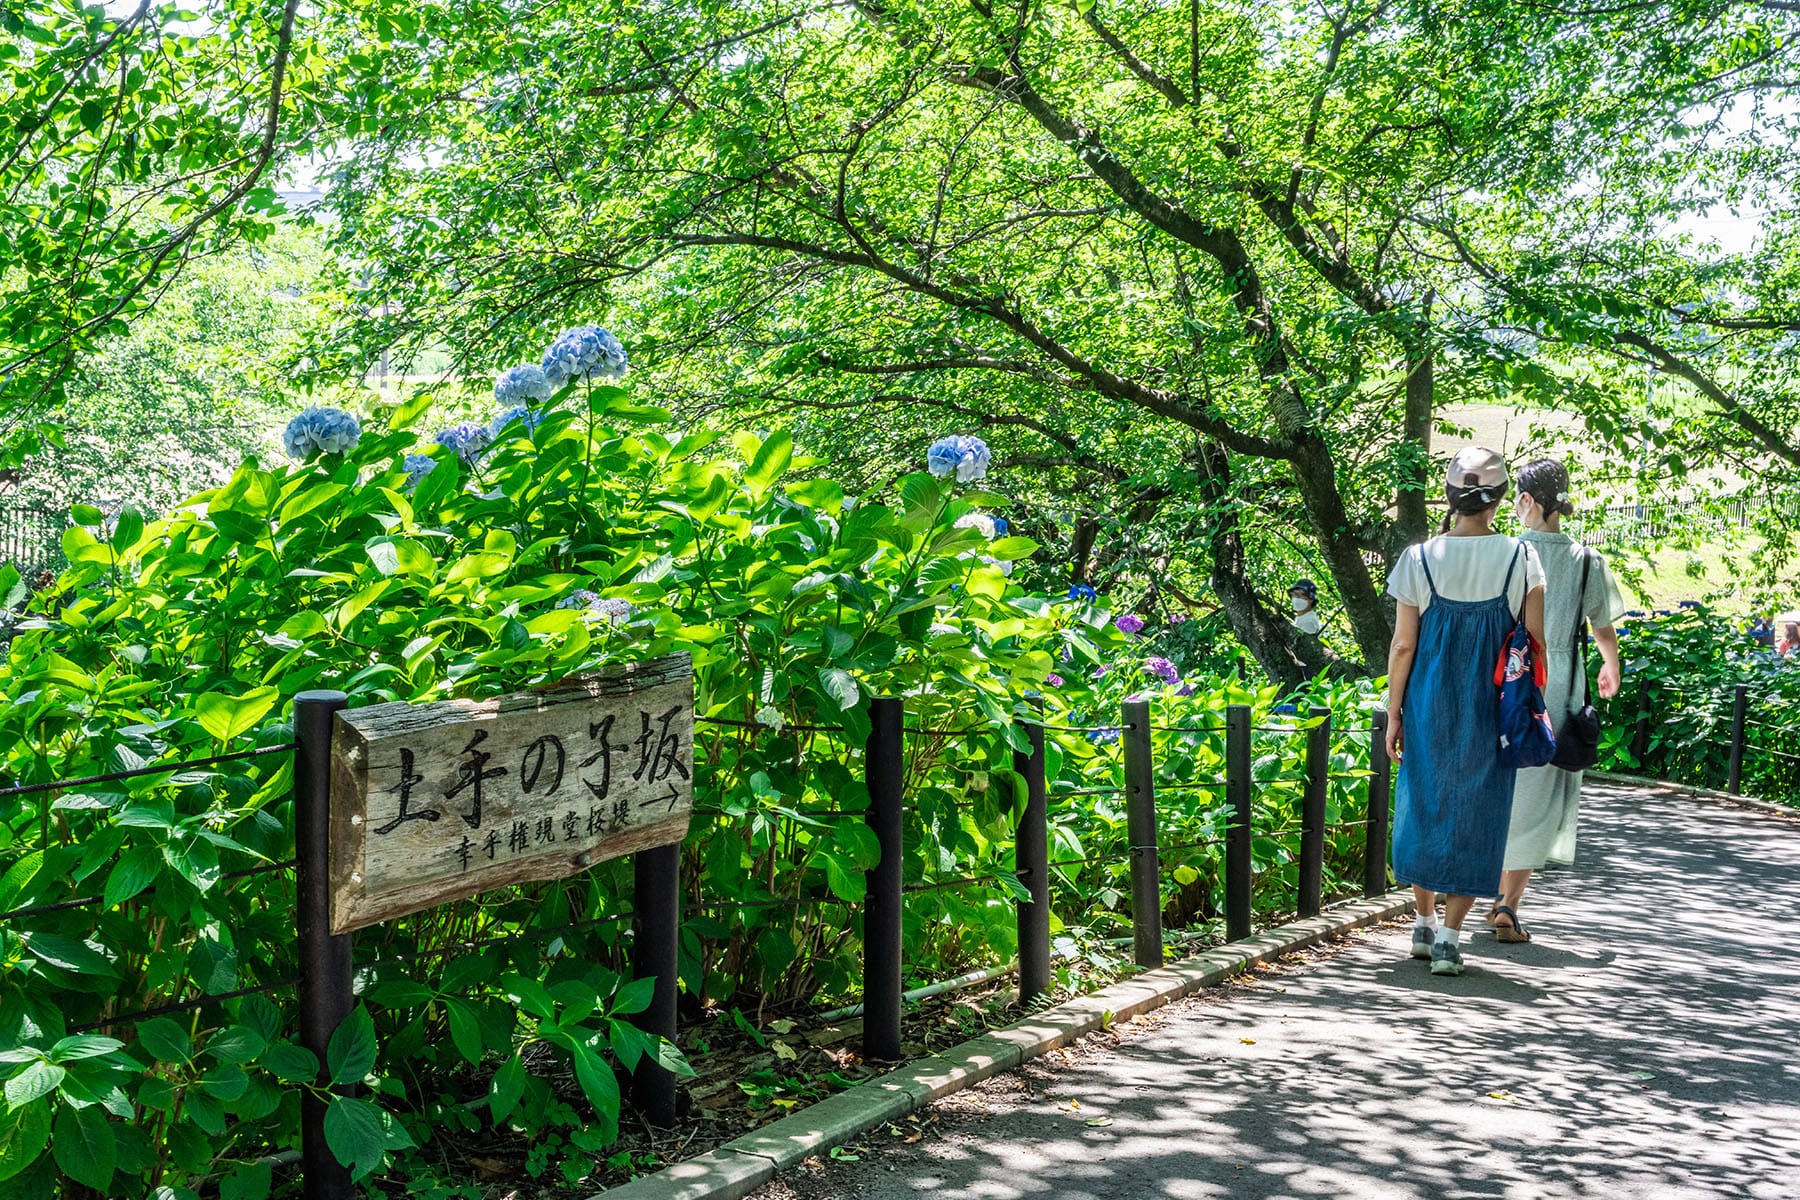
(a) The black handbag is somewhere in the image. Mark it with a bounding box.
[1551,550,1601,772]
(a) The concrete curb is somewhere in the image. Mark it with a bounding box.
[590,891,1414,1200]
[1590,771,1800,821]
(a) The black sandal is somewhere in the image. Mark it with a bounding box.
[1491,904,1532,943]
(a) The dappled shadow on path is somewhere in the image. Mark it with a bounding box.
[821,784,1800,1200]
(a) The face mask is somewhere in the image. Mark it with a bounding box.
[1290,596,1310,613]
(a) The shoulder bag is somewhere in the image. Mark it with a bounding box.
[1495,543,1559,769]
[1550,550,1601,771]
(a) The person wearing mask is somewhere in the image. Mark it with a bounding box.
[1289,579,1322,635]
[1384,448,1546,976]
[1490,460,1626,943]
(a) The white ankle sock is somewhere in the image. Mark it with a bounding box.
[1415,910,1437,931]
[1434,925,1461,947]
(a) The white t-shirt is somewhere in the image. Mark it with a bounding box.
[1293,609,1322,635]
[1387,535,1545,615]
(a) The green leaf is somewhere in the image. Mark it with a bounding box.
[109,505,143,552]
[204,1025,266,1066]
[817,666,860,711]
[52,1103,115,1191]
[256,1042,317,1084]
[102,846,163,908]
[831,821,882,870]
[219,1160,273,1200]
[323,1095,386,1180]
[135,1017,193,1065]
[745,431,793,495]
[22,933,119,978]
[444,999,484,1065]
[0,851,43,912]
[47,1035,121,1063]
[0,1100,50,1183]
[3,1062,62,1108]
[823,853,866,903]
[569,1043,621,1128]
[985,536,1038,561]
[326,1008,378,1086]
[192,687,278,742]
[488,1054,526,1122]
[608,977,656,1017]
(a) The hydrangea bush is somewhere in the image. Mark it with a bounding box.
[0,328,1379,1194]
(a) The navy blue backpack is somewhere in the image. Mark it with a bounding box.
[1494,548,1558,769]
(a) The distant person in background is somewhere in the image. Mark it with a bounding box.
[1749,617,1775,649]
[1385,448,1545,977]
[1289,579,1322,635]
[1492,459,1626,944]
[1777,617,1800,656]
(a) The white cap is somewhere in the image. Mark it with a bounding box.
[1446,446,1507,489]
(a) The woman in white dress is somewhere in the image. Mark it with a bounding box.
[1490,459,1626,942]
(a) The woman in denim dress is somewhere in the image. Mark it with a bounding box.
[1384,448,1545,976]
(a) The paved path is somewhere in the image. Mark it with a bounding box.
[756,782,1800,1200]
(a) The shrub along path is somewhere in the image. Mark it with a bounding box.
[748,781,1800,1200]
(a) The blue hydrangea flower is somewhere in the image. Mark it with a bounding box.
[993,517,1010,535]
[926,435,991,482]
[493,364,553,406]
[402,454,437,487]
[490,406,545,439]
[1273,703,1299,715]
[435,421,493,464]
[1088,727,1121,745]
[542,326,630,386]
[1068,583,1098,603]
[282,406,361,460]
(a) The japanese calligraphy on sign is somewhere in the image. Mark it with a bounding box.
[327,653,693,933]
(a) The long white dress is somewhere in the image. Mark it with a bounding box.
[1504,530,1628,871]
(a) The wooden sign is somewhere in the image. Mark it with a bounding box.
[327,653,693,933]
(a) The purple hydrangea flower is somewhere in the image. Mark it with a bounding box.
[1093,664,1110,680]
[1168,612,1188,626]
[1145,656,1180,683]
[282,406,361,460]
[1115,614,1146,636]
[1175,683,1196,697]
[1045,673,1064,687]
[557,590,636,626]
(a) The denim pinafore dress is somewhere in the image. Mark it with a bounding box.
[1391,544,1523,898]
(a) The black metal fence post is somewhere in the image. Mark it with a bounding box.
[295,691,353,1200]
[1121,698,1162,969]
[1728,683,1749,795]
[630,844,681,1125]
[1013,716,1051,1005]
[1299,705,1330,919]
[863,697,905,1061]
[1224,704,1252,942]
[1366,707,1392,898]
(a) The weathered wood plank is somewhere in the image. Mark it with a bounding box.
[327,653,693,933]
